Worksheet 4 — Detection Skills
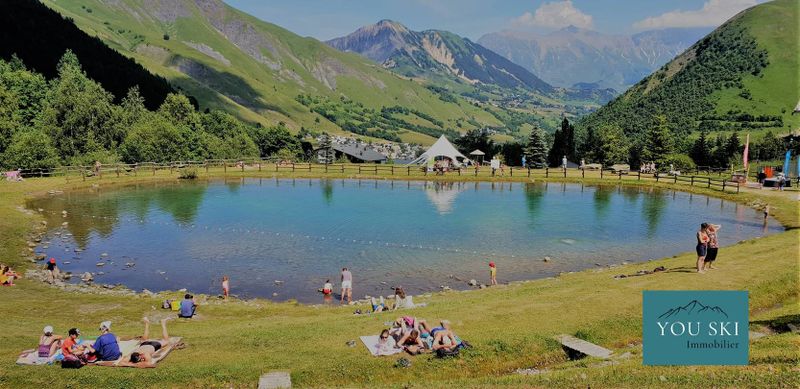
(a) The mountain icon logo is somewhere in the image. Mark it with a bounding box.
[657,300,729,319]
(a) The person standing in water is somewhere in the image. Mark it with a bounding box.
[696,223,710,273]
[704,224,722,270]
[489,261,497,285]
[340,267,352,304]
[221,276,230,300]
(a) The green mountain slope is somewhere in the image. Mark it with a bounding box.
[579,0,799,138]
[40,0,502,143]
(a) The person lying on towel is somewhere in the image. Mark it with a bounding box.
[119,317,174,368]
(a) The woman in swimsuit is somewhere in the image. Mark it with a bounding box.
[37,326,62,358]
[704,224,722,270]
[128,317,172,367]
[696,223,710,273]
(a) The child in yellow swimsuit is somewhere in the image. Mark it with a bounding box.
[489,261,497,286]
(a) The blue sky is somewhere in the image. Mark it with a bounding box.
[224,0,761,40]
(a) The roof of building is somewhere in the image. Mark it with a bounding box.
[331,143,387,162]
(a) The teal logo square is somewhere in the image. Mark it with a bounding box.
[643,291,748,365]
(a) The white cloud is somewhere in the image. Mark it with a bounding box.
[511,1,593,30]
[633,0,759,29]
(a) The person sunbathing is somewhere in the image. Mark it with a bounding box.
[371,296,386,312]
[397,329,426,355]
[430,320,459,352]
[1,266,20,285]
[124,318,173,368]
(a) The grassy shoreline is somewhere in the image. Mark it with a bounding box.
[0,172,797,388]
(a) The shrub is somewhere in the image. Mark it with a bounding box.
[2,129,60,170]
[661,153,697,172]
[178,167,198,179]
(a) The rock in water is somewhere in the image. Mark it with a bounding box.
[468,279,478,286]
[543,256,551,262]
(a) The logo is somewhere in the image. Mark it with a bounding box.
[643,291,748,365]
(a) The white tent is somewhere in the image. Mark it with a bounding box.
[407,135,470,166]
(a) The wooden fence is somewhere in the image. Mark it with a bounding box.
[8,159,742,193]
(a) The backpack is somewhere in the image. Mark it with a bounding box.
[435,347,460,358]
[61,355,84,369]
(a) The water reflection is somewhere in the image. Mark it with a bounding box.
[524,183,545,218]
[425,181,463,214]
[641,189,667,237]
[321,180,334,205]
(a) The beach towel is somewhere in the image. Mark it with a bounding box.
[360,335,402,357]
[94,337,183,368]
[16,350,52,366]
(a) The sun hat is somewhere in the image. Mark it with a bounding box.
[43,325,53,334]
[49,258,56,264]
[489,261,495,267]
[99,321,112,331]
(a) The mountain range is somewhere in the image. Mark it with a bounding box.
[327,20,553,94]
[478,26,712,92]
[38,0,510,145]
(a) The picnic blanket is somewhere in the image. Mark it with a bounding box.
[16,350,54,366]
[94,337,183,368]
[360,335,402,357]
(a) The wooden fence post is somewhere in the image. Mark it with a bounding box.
[707,178,712,188]
[655,173,659,182]
[528,168,531,177]
[637,171,641,180]
[545,167,549,178]
[722,180,726,192]
[600,169,603,178]
[674,175,678,184]
[563,168,567,178]
[691,176,694,186]
[116,165,120,177]
[581,169,584,178]
[736,182,740,193]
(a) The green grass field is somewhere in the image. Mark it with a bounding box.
[0,171,797,388]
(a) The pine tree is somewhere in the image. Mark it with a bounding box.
[525,125,548,168]
[642,115,673,164]
[547,117,576,167]
[578,126,599,163]
[318,133,334,164]
[690,129,711,167]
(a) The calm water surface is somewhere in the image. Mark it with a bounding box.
[27,179,780,302]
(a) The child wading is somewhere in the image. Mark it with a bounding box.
[489,261,497,285]
[222,276,230,299]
